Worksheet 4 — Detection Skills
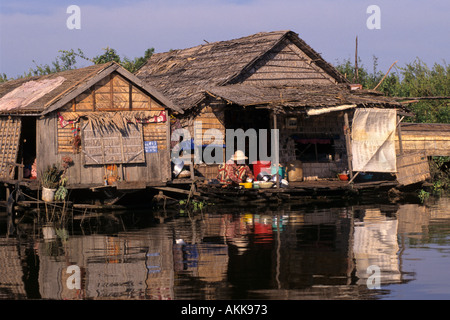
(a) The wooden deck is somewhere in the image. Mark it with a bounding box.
[194,179,401,203]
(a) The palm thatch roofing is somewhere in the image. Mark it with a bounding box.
[136,30,402,113]
[0,62,182,115]
[206,83,401,113]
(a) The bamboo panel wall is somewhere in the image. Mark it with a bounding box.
[194,105,226,145]
[57,124,76,153]
[61,72,165,113]
[396,152,431,186]
[239,39,336,86]
[395,133,450,156]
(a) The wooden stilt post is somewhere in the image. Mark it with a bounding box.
[397,114,404,155]
[344,113,354,180]
[272,111,280,189]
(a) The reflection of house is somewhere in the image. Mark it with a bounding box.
[0,238,27,299]
[37,231,175,300]
[277,208,354,288]
[35,217,231,300]
[396,204,429,240]
[353,208,401,285]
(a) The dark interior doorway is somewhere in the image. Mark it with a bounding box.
[19,117,37,179]
[224,107,272,163]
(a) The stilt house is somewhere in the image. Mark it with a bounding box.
[0,62,182,194]
[136,30,421,184]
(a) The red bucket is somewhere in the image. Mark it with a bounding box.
[252,161,271,177]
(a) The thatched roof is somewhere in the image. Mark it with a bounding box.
[136,30,401,112]
[206,83,400,109]
[0,62,182,115]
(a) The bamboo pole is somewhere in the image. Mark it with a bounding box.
[373,60,398,91]
[354,36,359,83]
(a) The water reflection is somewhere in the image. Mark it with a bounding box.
[1,197,450,300]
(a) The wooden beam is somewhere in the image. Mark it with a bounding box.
[373,60,398,91]
[153,186,201,197]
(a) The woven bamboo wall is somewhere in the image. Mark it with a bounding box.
[396,152,431,186]
[239,38,336,86]
[62,72,165,113]
[57,123,77,154]
[194,105,226,145]
[395,132,450,156]
[0,117,21,179]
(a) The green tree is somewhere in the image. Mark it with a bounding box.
[24,48,82,77]
[18,47,154,78]
[82,46,154,72]
[335,57,450,124]
[0,73,8,83]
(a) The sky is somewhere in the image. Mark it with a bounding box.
[0,0,449,79]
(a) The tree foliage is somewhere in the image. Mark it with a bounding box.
[335,57,450,124]
[1,47,155,82]
[91,47,154,73]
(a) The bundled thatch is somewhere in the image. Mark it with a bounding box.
[0,62,181,116]
[136,30,401,113]
[206,83,401,110]
[60,110,163,133]
[0,64,110,114]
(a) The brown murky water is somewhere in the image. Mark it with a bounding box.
[0,196,450,300]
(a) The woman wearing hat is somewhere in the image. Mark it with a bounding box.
[217,150,254,186]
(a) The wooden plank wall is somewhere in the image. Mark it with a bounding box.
[37,114,59,177]
[45,115,171,187]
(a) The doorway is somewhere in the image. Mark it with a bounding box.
[224,107,272,163]
[19,117,37,179]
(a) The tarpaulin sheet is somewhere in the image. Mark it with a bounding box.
[351,108,397,172]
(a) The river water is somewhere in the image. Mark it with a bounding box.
[0,196,449,301]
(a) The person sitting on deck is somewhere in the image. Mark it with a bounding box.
[217,150,254,186]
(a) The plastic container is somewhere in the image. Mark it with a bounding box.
[252,161,271,177]
[271,164,286,179]
[240,182,253,189]
[42,187,56,202]
[338,174,349,181]
[287,160,303,182]
[259,182,274,189]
